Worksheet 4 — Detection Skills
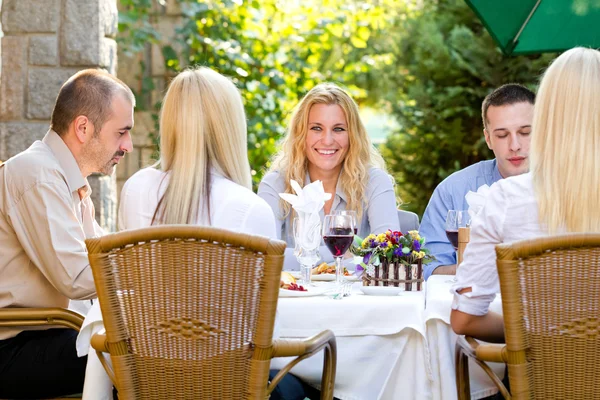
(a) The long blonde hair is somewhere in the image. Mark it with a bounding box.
[269,83,388,220]
[531,47,600,233]
[153,67,252,225]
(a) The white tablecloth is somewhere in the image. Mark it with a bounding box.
[272,282,431,400]
[424,276,505,400]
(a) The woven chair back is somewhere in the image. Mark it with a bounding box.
[86,226,286,400]
[496,234,600,400]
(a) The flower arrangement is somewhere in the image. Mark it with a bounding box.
[351,230,434,290]
[352,230,433,268]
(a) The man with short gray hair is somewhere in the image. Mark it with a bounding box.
[0,69,135,398]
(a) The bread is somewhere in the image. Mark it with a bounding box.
[280,271,296,288]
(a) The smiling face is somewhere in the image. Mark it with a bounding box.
[304,103,349,179]
[484,101,534,178]
[83,93,134,176]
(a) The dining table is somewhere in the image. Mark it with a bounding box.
[74,275,506,400]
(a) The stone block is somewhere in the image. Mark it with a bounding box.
[88,173,117,232]
[131,111,158,147]
[100,38,117,75]
[0,36,27,120]
[166,0,182,16]
[61,0,101,66]
[29,36,59,66]
[116,49,142,91]
[27,68,79,120]
[0,121,48,160]
[140,147,157,169]
[1,0,60,34]
[100,0,119,38]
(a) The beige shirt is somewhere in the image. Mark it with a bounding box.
[0,130,102,340]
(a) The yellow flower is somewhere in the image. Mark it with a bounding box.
[418,251,425,259]
[377,233,386,242]
[412,250,419,257]
[362,234,376,249]
[408,230,421,241]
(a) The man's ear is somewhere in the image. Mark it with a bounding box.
[483,128,493,150]
[73,116,91,144]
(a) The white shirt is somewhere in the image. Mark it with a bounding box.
[451,173,556,316]
[118,167,277,239]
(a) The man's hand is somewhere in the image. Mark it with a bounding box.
[432,264,456,275]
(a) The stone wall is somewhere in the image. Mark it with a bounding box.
[115,0,182,195]
[0,0,120,230]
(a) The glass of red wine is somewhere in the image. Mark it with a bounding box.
[445,210,470,282]
[322,214,355,292]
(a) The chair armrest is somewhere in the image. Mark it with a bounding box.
[90,332,117,387]
[0,307,85,332]
[91,332,109,353]
[456,335,510,400]
[456,335,507,363]
[269,330,337,399]
[272,330,335,358]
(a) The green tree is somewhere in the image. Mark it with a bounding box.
[118,0,403,187]
[380,0,555,216]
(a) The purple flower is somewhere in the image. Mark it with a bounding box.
[381,242,388,248]
[413,239,421,252]
[363,253,372,264]
[393,247,403,257]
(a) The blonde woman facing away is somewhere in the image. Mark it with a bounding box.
[451,47,600,343]
[258,83,399,268]
[118,67,276,238]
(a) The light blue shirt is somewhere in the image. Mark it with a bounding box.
[420,159,503,280]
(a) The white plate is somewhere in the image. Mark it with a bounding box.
[311,274,361,282]
[279,286,329,297]
[360,286,404,296]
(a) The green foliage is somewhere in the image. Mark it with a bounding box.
[118,0,402,188]
[379,0,555,216]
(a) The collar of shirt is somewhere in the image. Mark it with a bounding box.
[42,130,91,200]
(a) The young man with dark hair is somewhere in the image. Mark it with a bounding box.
[420,83,535,279]
[0,69,135,398]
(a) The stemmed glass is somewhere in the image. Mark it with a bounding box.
[293,217,321,286]
[445,210,470,282]
[333,210,358,235]
[322,214,355,296]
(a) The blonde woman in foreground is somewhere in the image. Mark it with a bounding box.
[118,67,275,238]
[450,47,600,343]
[258,83,399,268]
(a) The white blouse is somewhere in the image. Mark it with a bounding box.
[118,167,277,239]
[451,173,557,316]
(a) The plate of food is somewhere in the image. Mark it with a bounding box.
[279,271,327,297]
[311,262,360,281]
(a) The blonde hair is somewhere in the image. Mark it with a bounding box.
[269,83,388,220]
[153,67,252,225]
[531,47,600,233]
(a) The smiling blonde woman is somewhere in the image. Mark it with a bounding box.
[118,67,276,238]
[258,83,399,268]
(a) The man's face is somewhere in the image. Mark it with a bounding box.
[84,94,134,176]
[484,102,534,178]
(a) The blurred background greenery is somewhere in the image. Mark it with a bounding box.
[118,0,555,216]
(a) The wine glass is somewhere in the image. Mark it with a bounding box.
[333,210,358,235]
[445,210,470,282]
[293,217,321,286]
[322,214,355,295]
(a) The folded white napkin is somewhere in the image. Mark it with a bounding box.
[465,184,491,220]
[279,180,331,250]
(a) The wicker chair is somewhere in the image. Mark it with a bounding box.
[85,225,337,400]
[455,233,600,399]
[0,308,85,399]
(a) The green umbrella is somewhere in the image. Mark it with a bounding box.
[465,0,600,55]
